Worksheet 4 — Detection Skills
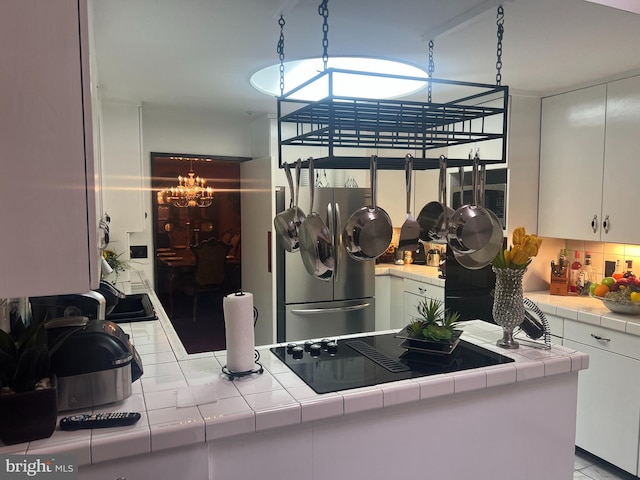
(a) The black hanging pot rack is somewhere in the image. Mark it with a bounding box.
[277,68,508,170]
[275,3,508,171]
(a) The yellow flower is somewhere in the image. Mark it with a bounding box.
[493,227,542,270]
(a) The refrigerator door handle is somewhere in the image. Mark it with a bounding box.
[334,202,341,282]
[327,202,338,282]
[291,302,371,314]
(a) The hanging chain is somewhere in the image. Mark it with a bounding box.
[427,39,435,103]
[277,15,286,96]
[495,5,504,86]
[318,0,329,70]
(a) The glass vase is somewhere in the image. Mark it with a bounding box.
[492,266,527,349]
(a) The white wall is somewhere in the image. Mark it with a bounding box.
[128,105,253,282]
[241,156,274,345]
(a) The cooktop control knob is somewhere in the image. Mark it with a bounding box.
[291,346,304,359]
[304,340,315,352]
[320,338,331,349]
[286,343,298,354]
[326,341,338,354]
[309,343,322,357]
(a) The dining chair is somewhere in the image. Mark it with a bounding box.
[184,239,231,322]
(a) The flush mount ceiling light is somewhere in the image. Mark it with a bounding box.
[250,57,429,101]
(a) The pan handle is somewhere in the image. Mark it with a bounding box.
[294,158,302,212]
[405,153,413,214]
[308,157,315,212]
[284,162,294,209]
[327,201,338,282]
[439,155,448,233]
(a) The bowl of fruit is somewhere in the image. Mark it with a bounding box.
[590,275,640,314]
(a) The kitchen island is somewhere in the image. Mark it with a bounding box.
[0,276,588,480]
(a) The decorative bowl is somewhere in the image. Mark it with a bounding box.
[590,294,640,315]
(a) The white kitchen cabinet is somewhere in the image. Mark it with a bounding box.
[600,75,640,243]
[538,85,606,240]
[564,319,640,476]
[101,102,145,236]
[80,443,209,480]
[402,278,445,328]
[0,0,98,298]
[544,312,564,345]
[539,77,640,243]
[374,275,391,331]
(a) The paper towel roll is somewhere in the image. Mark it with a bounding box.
[223,291,255,373]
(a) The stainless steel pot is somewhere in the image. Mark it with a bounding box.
[343,155,393,261]
[447,152,494,254]
[298,158,334,280]
[417,157,453,244]
[452,162,504,270]
[273,160,306,253]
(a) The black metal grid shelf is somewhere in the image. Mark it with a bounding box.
[277,69,509,170]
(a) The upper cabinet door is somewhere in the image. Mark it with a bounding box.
[601,76,640,244]
[538,85,606,240]
[0,0,97,297]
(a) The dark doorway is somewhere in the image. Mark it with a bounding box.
[150,152,246,353]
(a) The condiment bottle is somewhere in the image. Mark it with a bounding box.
[570,251,582,294]
[578,252,594,294]
[624,260,635,278]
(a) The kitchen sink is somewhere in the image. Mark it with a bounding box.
[105,293,157,323]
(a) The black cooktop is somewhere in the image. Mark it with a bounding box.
[270,333,514,394]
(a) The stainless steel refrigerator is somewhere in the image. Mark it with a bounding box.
[276,186,375,342]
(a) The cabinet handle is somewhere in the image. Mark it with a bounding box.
[590,333,611,342]
[602,214,610,234]
[591,214,598,234]
[418,287,426,293]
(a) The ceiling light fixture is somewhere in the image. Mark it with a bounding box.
[158,157,213,208]
[250,56,428,100]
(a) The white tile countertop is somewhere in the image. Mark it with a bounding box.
[526,291,640,336]
[0,277,588,469]
[374,263,444,286]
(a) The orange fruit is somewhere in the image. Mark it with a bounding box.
[593,284,610,297]
[613,273,624,280]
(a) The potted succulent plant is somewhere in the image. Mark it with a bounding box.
[0,321,57,445]
[397,298,462,353]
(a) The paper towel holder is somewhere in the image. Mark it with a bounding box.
[222,353,264,380]
[222,292,264,380]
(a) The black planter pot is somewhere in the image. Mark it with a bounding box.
[0,376,57,445]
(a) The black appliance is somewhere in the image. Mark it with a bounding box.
[270,332,513,394]
[444,243,505,324]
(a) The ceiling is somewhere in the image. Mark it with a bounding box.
[91,0,640,118]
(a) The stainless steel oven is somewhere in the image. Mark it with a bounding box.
[450,168,507,230]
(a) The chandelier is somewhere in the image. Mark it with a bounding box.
[159,158,214,208]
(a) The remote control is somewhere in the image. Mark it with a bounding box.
[60,412,141,430]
